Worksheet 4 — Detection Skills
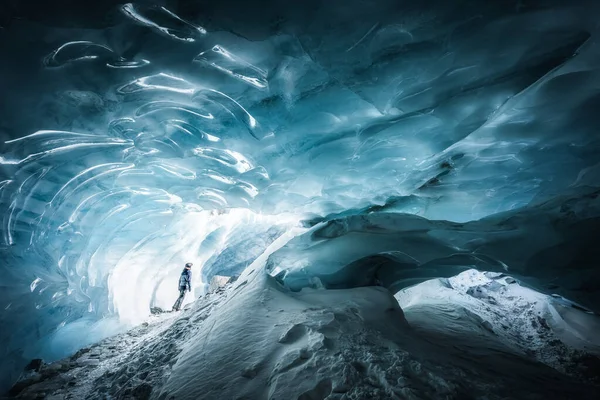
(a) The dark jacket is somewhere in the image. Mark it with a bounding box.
[178,268,192,291]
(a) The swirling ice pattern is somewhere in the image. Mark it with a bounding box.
[120,2,207,42]
[44,41,150,69]
[0,75,271,320]
[0,4,279,353]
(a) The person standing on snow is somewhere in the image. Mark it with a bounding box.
[172,262,193,311]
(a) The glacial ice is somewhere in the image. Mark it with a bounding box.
[45,41,151,69]
[194,45,269,90]
[271,187,600,311]
[120,3,207,42]
[1,0,600,396]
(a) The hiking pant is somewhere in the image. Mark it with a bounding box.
[172,288,187,311]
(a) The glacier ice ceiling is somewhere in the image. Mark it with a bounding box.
[1,0,600,396]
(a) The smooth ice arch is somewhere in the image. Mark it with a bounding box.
[1,0,600,394]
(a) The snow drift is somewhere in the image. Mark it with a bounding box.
[8,243,600,399]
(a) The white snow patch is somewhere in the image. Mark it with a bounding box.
[10,269,600,399]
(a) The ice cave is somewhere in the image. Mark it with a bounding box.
[1,0,600,398]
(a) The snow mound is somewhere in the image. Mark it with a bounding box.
[9,264,600,399]
[397,270,600,383]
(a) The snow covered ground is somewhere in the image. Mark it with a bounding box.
[397,270,600,385]
[8,263,600,399]
[7,287,225,400]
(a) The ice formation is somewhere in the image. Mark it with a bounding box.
[1,0,600,397]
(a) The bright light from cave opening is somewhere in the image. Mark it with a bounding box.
[27,207,300,363]
[106,207,298,325]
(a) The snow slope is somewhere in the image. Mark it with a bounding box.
[9,264,600,399]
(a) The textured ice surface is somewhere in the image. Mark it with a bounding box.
[271,187,600,312]
[2,0,600,393]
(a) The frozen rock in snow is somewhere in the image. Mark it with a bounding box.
[207,275,233,293]
[78,359,100,367]
[23,359,43,373]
